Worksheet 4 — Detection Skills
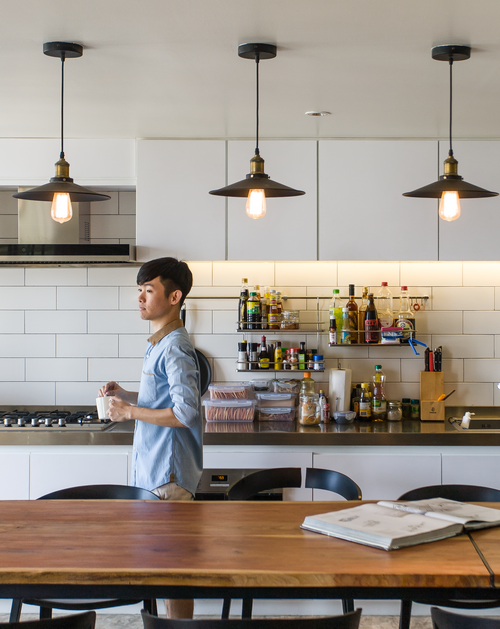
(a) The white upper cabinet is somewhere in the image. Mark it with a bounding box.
[438,141,500,261]
[136,140,226,262]
[227,141,317,260]
[318,141,439,261]
[0,139,135,187]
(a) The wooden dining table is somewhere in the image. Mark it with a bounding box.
[0,500,497,605]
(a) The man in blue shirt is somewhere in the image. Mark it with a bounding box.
[98,257,202,618]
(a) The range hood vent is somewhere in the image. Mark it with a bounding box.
[0,244,136,264]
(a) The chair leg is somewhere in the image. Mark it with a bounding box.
[9,600,22,623]
[221,597,231,619]
[241,598,253,619]
[143,599,158,615]
[39,607,53,620]
[399,600,413,629]
[342,598,354,614]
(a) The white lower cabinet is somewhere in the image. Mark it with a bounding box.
[442,453,500,489]
[30,449,129,499]
[0,452,30,499]
[203,450,313,500]
[312,452,442,501]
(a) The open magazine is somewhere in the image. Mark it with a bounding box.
[301,498,500,551]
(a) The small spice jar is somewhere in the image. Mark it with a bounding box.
[387,400,403,422]
[289,347,299,370]
[313,354,324,371]
[280,310,300,329]
[402,398,412,419]
[410,399,420,419]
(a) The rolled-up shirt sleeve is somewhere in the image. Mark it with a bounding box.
[162,340,200,428]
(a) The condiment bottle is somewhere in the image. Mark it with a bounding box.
[258,335,270,369]
[247,291,261,330]
[300,372,316,396]
[329,317,337,346]
[377,282,393,329]
[268,290,279,329]
[371,365,387,420]
[358,286,369,343]
[248,342,259,370]
[347,284,358,344]
[359,382,372,419]
[238,278,249,330]
[329,289,344,342]
[237,341,248,370]
[299,342,307,369]
[397,286,416,344]
[274,340,283,370]
[260,288,269,330]
[364,293,379,344]
[341,308,351,344]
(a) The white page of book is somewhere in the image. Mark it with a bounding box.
[378,498,500,527]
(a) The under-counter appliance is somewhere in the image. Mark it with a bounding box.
[195,468,282,501]
[0,408,111,431]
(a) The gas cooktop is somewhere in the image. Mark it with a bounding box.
[0,409,111,431]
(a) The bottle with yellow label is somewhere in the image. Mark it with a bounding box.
[359,382,372,419]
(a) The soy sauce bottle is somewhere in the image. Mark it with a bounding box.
[364,293,379,344]
[238,278,249,330]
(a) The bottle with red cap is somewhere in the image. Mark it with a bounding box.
[396,286,415,344]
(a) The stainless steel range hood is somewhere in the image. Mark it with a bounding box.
[0,191,137,264]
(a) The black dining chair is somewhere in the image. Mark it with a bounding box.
[398,484,500,629]
[305,468,362,501]
[226,467,302,501]
[431,606,500,629]
[141,608,362,629]
[195,348,211,396]
[9,484,159,622]
[1,612,96,629]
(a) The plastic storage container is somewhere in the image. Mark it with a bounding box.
[333,411,356,424]
[203,399,256,422]
[272,379,301,394]
[208,383,251,400]
[256,406,296,422]
[255,392,295,408]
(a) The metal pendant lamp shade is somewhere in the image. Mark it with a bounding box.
[403,44,498,220]
[13,42,110,222]
[209,43,305,219]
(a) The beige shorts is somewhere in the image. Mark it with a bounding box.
[152,482,194,501]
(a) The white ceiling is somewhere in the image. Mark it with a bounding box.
[3,0,500,141]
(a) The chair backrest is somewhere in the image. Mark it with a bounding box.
[431,606,500,629]
[0,611,96,629]
[142,609,361,629]
[195,348,211,396]
[305,468,362,500]
[398,484,500,502]
[38,484,160,501]
[226,468,302,501]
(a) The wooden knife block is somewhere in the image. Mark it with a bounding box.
[420,372,445,422]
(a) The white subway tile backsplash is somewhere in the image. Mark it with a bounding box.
[495,287,500,310]
[367,335,432,359]
[119,335,148,358]
[416,311,462,335]
[0,268,24,285]
[119,286,139,310]
[401,358,463,383]
[0,286,56,309]
[58,335,119,358]
[88,311,150,334]
[88,358,143,382]
[433,287,494,311]
[401,262,462,287]
[0,311,25,333]
[433,335,494,359]
[464,359,500,383]
[25,267,87,286]
[213,311,238,334]
[338,358,401,383]
[0,382,56,405]
[57,287,119,310]
[213,262,274,287]
[443,383,493,406]
[464,311,500,335]
[88,267,139,286]
[26,358,88,382]
[191,334,243,359]
[0,335,55,358]
[188,262,213,286]
[275,262,337,287]
[56,382,104,406]
[337,262,399,287]
[26,311,87,334]
[463,262,500,286]
[385,382,419,401]
[185,310,212,335]
[0,359,24,381]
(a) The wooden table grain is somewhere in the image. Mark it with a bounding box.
[0,500,493,601]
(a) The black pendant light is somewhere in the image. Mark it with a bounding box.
[13,42,110,224]
[209,43,305,220]
[403,44,498,221]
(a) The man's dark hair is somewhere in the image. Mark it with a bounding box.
[137,257,193,307]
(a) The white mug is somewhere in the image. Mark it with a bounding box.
[96,396,111,420]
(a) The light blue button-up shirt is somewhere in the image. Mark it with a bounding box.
[131,319,202,496]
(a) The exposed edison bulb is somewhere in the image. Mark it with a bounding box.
[50,193,73,224]
[438,191,461,222]
[245,189,266,220]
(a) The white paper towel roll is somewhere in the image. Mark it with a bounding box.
[328,368,352,412]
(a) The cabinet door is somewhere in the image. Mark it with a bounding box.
[30,452,129,499]
[203,450,313,500]
[318,141,438,260]
[0,452,29,500]
[438,141,500,261]
[312,452,441,500]
[227,141,317,260]
[136,140,226,261]
[442,454,500,489]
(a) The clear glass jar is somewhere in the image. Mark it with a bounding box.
[387,400,403,422]
[280,310,300,329]
[298,393,321,425]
